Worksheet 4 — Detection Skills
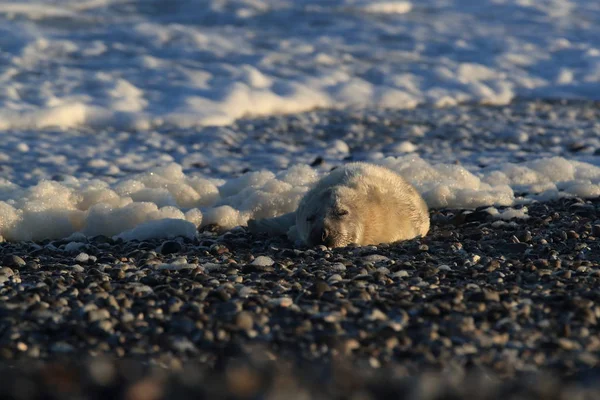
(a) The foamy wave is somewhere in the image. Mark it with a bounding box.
[0,157,598,241]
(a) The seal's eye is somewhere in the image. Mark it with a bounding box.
[335,209,349,217]
[306,215,316,222]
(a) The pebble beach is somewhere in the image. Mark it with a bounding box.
[1,0,600,397]
[1,194,600,398]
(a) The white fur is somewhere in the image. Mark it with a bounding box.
[249,163,430,247]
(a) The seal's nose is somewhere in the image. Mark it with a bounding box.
[310,226,330,246]
[321,228,329,243]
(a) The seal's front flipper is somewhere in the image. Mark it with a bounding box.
[247,212,297,236]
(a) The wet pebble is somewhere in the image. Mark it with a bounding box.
[251,256,275,267]
[3,254,25,268]
[0,195,596,388]
[160,241,182,255]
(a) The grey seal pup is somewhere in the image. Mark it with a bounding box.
[248,162,430,248]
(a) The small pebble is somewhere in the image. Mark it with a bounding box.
[160,241,182,255]
[235,312,254,331]
[75,253,90,263]
[268,297,293,307]
[251,256,274,267]
[2,255,25,268]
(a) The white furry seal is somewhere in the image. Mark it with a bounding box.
[248,162,430,248]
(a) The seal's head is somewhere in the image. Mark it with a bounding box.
[296,186,363,248]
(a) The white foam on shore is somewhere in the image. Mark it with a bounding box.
[0,0,598,130]
[0,157,598,241]
[485,206,530,220]
[0,1,599,241]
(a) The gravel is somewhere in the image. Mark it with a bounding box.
[0,197,599,397]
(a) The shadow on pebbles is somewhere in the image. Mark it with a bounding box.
[0,197,600,398]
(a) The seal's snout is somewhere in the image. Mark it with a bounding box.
[310,226,330,246]
[309,225,337,247]
[321,228,329,243]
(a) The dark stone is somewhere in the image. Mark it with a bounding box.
[215,301,241,317]
[235,311,254,331]
[312,281,331,298]
[310,156,324,166]
[51,174,68,182]
[464,210,491,223]
[498,242,528,254]
[2,255,25,268]
[25,261,40,270]
[160,241,182,255]
[569,142,587,152]
[518,231,533,243]
[91,235,113,244]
